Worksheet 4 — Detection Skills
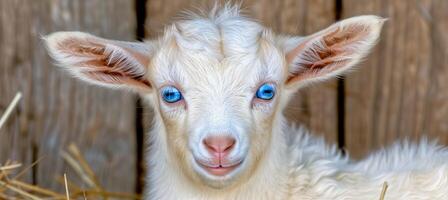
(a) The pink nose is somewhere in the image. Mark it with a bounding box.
[203,136,236,155]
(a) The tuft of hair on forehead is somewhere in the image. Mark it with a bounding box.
[178,2,245,23]
[159,3,269,59]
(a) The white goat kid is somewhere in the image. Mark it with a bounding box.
[44,6,448,200]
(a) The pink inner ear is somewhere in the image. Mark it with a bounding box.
[286,23,370,84]
[57,37,151,89]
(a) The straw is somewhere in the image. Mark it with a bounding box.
[379,181,388,200]
[0,92,22,130]
[0,144,142,200]
[64,173,70,200]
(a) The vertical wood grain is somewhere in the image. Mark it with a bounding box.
[0,0,137,193]
[343,0,448,159]
[145,0,338,144]
[0,0,34,185]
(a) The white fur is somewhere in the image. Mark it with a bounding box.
[44,4,448,200]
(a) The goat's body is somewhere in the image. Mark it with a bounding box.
[147,114,448,200]
[286,125,448,200]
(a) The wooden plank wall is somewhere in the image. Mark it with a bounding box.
[0,0,447,194]
[343,0,448,158]
[0,0,137,193]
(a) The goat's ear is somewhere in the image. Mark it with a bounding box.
[44,32,152,92]
[285,16,385,88]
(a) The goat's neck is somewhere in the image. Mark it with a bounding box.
[146,113,294,199]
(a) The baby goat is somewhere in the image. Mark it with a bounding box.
[44,5,448,200]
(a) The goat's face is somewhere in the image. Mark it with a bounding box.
[147,23,286,187]
[44,7,384,189]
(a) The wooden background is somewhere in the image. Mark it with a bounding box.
[1,0,447,195]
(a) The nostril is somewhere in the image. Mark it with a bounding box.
[224,140,235,152]
[203,139,217,152]
[203,136,236,154]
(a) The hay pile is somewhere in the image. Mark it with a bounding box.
[0,145,141,200]
[0,93,140,199]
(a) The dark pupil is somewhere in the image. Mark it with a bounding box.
[165,91,175,99]
[263,89,273,95]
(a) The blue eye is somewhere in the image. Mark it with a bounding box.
[256,83,275,100]
[161,86,182,103]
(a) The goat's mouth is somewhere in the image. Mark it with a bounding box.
[196,159,243,177]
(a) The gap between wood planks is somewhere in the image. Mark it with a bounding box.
[134,0,148,195]
[334,0,347,154]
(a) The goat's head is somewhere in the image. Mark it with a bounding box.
[44,6,384,189]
